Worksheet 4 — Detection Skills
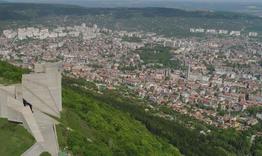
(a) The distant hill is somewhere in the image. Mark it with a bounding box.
[0,3,259,21]
[4,1,262,17]
[0,3,262,37]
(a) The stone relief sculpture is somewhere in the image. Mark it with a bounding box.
[0,63,62,156]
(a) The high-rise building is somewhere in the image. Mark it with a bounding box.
[187,64,191,80]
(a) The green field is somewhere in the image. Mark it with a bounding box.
[0,118,34,156]
[122,35,142,43]
[137,45,184,69]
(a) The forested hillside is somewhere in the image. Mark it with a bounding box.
[0,3,257,21]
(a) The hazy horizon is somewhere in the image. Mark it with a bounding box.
[4,0,262,17]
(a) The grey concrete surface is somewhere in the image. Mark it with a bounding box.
[0,62,62,156]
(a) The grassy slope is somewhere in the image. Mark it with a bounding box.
[0,118,34,156]
[0,61,29,84]
[0,61,181,156]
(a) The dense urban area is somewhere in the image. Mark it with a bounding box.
[1,23,262,130]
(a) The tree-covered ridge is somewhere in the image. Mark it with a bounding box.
[58,83,181,156]
[0,3,258,21]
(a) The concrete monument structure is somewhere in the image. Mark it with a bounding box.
[0,62,62,156]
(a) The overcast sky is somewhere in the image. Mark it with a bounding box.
[5,0,262,16]
[7,0,262,2]
[6,0,262,9]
